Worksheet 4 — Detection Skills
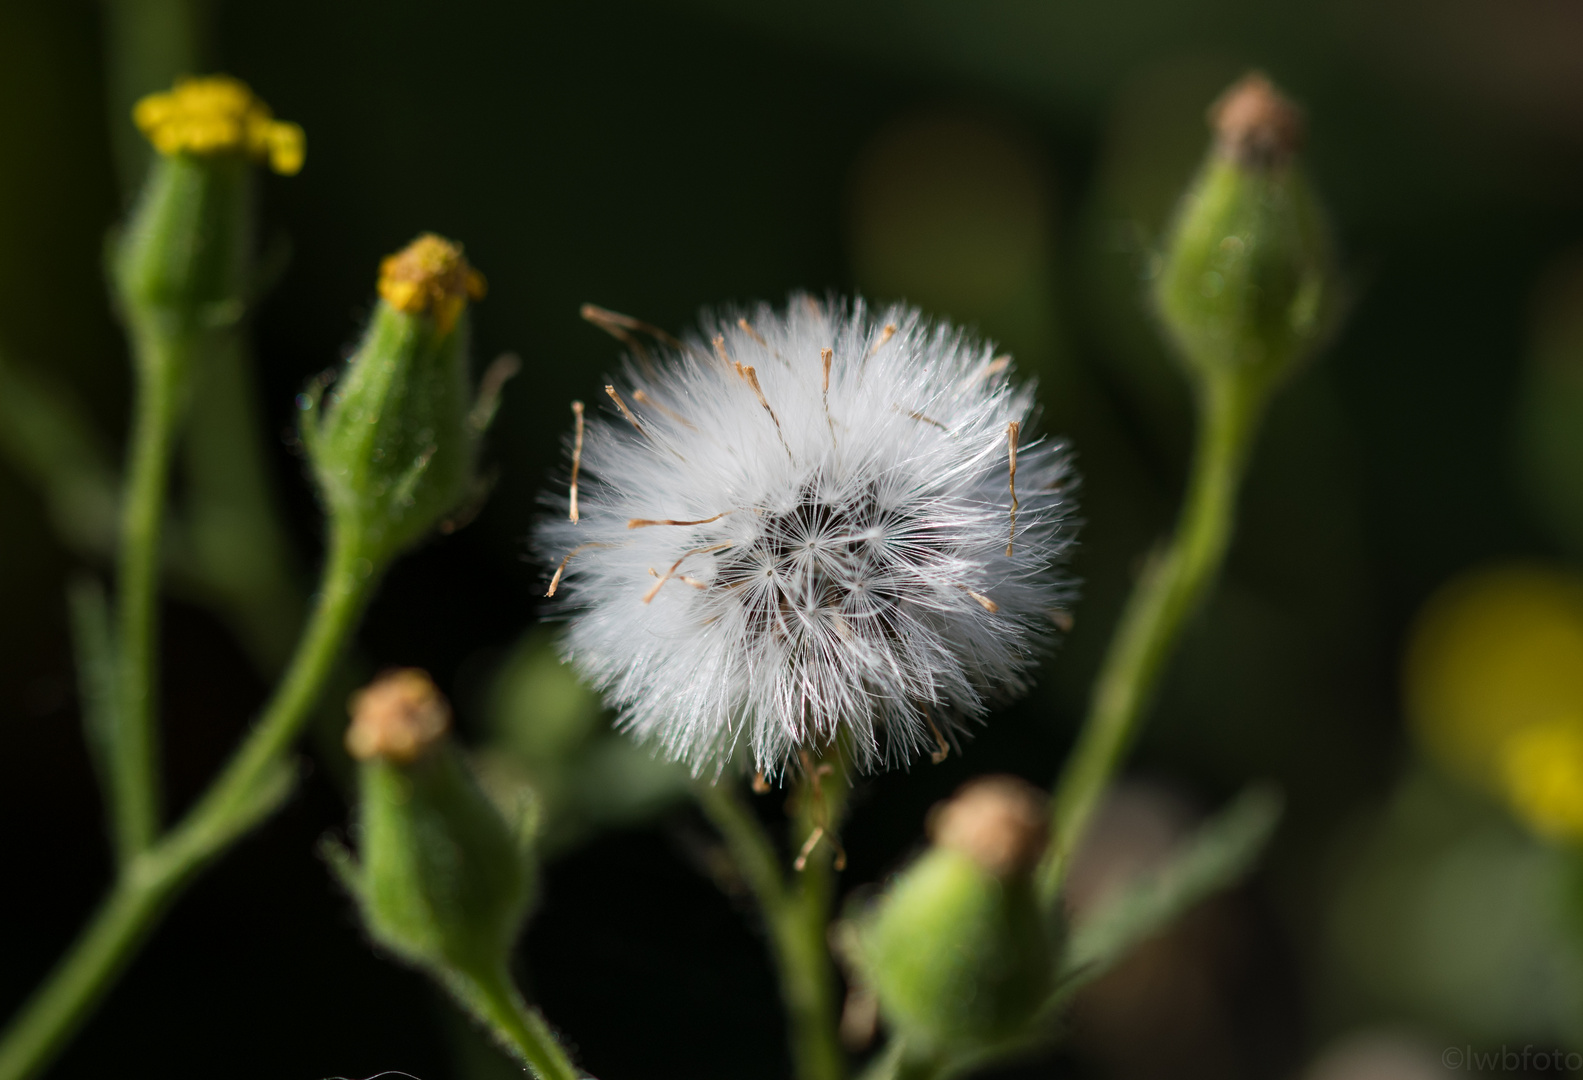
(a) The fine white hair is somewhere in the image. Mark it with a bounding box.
[536,296,1078,777]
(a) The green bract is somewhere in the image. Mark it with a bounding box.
[857,778,1061,1064]
[115,153,252,339]
[301,264,482,570]
[861,846,1055,1057]
[1155,85,1335,400]
[336,743,535,979]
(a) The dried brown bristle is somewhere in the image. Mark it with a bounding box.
[922,704,950,765]
[469,352,521,432]
[1006,421,1020,557]
[792,752,847,871]
[868,323,897,357]
[604,385,646,437]
[546,540,613,597]
[632,388,696,429]
[569,400,585,523]
[581,302,684,347]
[648,567,707,590]
[738,364,793,459]
[962,587,999,614]
[642,542,732,604]
[627,511,733,529]
[737,317,768,347]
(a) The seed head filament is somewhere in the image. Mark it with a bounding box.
[535,296,1079,776]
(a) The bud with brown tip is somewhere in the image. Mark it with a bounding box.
[856,776,1061,1060]
[345,667,452,764]
[1155,71,1337,403]
[327,669,535,984]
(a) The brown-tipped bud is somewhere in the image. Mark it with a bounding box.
[930,775,1049,877]
[1210,71,1304,171]
[858,774,1058,1056]
[345,668,451,764]
[377,233,488,336]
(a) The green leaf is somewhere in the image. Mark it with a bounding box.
[1058,784,1283,987]
[67,577,122,836]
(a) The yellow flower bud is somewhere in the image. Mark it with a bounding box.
[377,234,488,336]
[133,75,305,175]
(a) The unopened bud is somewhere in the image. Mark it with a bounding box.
[345,668,451,764]
[302,234,505,568]
[857,776,1058,1057]
[329,670,535,980]
[1155,71,1336,401]
[115,76,303,346]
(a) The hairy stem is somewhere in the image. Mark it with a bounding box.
[0,528,375,1080]
[696,771,848,1080]
[111,327,191,862]
[448,967,583,1080]
[1038,379,1259,905]
[856,1042,950,1080]
[177,527,366,836]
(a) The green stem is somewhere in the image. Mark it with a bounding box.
[112,327,191,862]
[177,527,367,837]
[695,774,848,1080]
[449,967,582,1080]
[0,528,375,1080]
[0,854,187,1080]
[856,1042,949,1080]
[1038,379,1260,905]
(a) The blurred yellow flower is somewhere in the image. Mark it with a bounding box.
[132,75,304,176]
[1405,563,1583,841]
[376,234,487,335]
[1500,720,1583,841]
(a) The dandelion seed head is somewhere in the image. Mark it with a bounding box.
[536,296,1078,777]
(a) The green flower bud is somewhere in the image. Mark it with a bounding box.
[857,777,1059,1058]
[301,234,500,568]
[114,76,303,345]
[1155,73,1335,399]
[332,669,534,979]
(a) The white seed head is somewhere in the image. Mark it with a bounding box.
[536,296,1078,777]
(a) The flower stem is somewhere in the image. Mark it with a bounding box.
[695,773,848,1080]
[0,527,375,1080]
[111,325,192,863]
[1038,379,1260,905]
[447,967,583,1080]
[855,1042,949,1080]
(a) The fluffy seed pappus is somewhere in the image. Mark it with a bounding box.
[537,296,1078,777]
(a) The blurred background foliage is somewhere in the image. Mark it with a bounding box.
[3,1,1583,1078]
